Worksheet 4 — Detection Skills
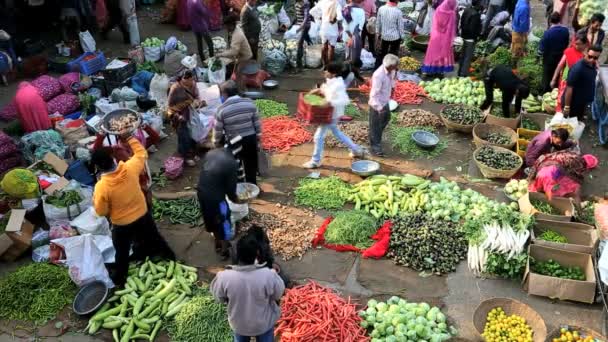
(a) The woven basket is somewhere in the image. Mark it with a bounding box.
[546,325,606,342]
[473,298,547,342]
[473,145,523,179]
[473,123,517,150]
[439,106,485,134]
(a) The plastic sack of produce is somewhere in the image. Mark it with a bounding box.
[49,222,78,239]
[1,168,39,199]
[360,48,375,70]
[284,39,299,68]
[31,75,63,101]
[164,156,184,179]
[277,6,291,27]
[43,181,93,223]
[305,45,323,68]
[47,93,80,115]
[311,217,392,258]
[308,21,320,44]
[596,202,608,240]
[128,45,145,64]
[207,58,226,84]
[21,129,66,163]
[263,49,287,76]
[142,37,165,62]
[58,72,81,93]
[78,30,96,52]
[70,207,111,236]
[51,234,114,288]
[212,37,228,54]
[55,119,89,146]
[149,73,170,107]
[284,25,301,41]
[32,244,50,262]
[31,229,50,249]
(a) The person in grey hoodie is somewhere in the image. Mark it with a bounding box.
[211,234,285,342]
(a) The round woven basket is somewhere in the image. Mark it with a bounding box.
[473,145,523,179]
[440,106,485,134]
[473,298,547,342]
[546,325,607,342]
[473,123,517,150]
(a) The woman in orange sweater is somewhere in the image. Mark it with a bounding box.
[91,134,175,287]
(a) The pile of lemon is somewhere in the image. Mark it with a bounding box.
[552,328,597,342]
[481,307,534,342]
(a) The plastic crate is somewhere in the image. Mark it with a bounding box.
[516,139,529,157]
[67,52,106,75]
[296,92,333,125]
[101,58,136,83]
[517,127,541,140]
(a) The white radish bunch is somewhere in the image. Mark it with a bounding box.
[479,222,529,259]
[467,243,488,275]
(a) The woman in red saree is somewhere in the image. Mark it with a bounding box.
[551,35,587,112]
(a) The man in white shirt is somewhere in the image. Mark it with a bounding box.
[368,54,398,157]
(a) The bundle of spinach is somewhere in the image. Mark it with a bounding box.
[487,47,512,68]
[538,230,568,243]
[517,55,543,96]
[484,252,527,279]
[531,258,585,280]
[45,190,82,208]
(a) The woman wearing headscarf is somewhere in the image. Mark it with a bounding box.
[164,37,187,78]
[167,70,205,166]
[342,0,365,65]
[421,0,457,75]
[14,82,51,133]
[528,150,597,203]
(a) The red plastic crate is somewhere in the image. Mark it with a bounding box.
[296,92,334,125]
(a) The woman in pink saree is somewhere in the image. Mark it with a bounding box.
[421,0,457,75]
[14,82,50,133]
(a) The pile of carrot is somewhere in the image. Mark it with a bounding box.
[275,282,369,342]
[261,116,313,153]
[358,80,427,105]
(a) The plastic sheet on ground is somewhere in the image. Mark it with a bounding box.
[52,234,115,287]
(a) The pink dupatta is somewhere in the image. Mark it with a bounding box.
[421,0,457,74]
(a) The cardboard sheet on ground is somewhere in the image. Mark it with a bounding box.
[311,217,392,259]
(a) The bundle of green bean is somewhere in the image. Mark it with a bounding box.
[166,286,232,342]
[0,263,77,324]
[152,198,201,225]
[325,211,378,248]
[255,99,289,118]
[294,176,351,210]
[87,259,198,341]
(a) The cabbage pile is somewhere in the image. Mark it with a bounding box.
[419,78,485,106]
[423,177,517,222]
[504,179,529,200]
[359,296,457,342]
[142,37,164,47]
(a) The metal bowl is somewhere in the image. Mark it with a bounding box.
[262,80,279,90]
[351,160,380,177]
[389,100,399,111]
[101,109,141,135]
[411,35,430,52]
[73,281,109,316]
[411,130,439,149]
[242,91,265,100]
[237,182,260,201]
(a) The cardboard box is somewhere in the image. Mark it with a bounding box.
[0,209,34,261]
[521,112,552,131]
[523,245,596,303]
[532,219,598,254]
[519,192,575,222]
[27,152,70,195]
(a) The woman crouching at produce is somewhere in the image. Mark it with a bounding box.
[91,134,176,287]
[524,128,575,167]
[197,148,242,259]
[167,69,205,167]
[303,62,367,169]
[528,150,598,204]
[211,233,285,342]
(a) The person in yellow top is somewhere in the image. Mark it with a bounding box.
[91,133,175,287]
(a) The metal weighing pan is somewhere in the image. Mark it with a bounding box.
[101,108,141,135]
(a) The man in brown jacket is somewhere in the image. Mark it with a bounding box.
[216,15,253,90]
[240,0,261,59]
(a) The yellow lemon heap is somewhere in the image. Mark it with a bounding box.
[553,327,596,342]
[482,307,534,342]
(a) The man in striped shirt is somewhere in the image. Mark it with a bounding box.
[214,80,262,185]
[375,0,404,68]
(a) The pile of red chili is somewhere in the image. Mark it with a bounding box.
[358,80,427,105]
[261,116,313,153]
[275,282,369,342]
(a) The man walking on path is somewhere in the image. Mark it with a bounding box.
[368,54,398,157]
[240,0,261,59]
[511,0,530,59]
[375,0,404,68]
[562,45,601,120]
[458,0,482,77]
[539,12,570,93]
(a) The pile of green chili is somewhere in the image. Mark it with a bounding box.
[294,176,351,210]
[166,286,232,342]
[0,263,77,324]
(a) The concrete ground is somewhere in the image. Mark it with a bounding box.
[1,2,608,341]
